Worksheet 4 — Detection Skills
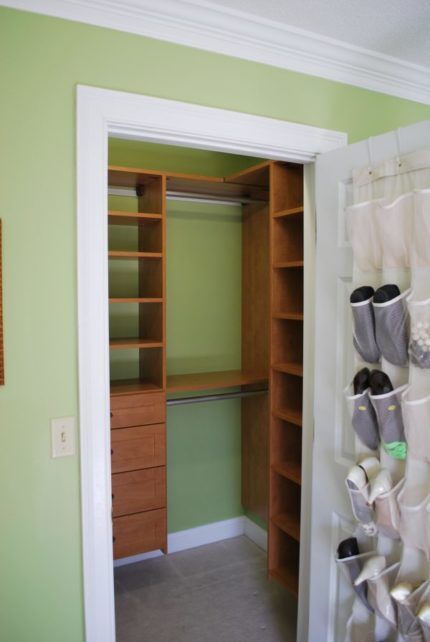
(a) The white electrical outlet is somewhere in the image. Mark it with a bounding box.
[51,417,75,458]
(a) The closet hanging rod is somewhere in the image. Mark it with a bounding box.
[108,186,262,206]
[167,388,268,407]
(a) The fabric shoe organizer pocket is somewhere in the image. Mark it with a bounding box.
[366,562,400,628]
[346,200,383,273]
[345,384,380,451]
[351,296,381,364]
[369,384,408,460]
[412,189,430,268]
[345,479,374,526]
[373,289,411,366]
[392,580,429,642]
[417,582,430,641]
[336,552,375,612]
[374,477,405,539]
[398,483,430,557]
[402,387,430,461]
[375,192,413,270]
[408,296,430,368]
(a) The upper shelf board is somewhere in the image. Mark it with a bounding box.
[167,370,268,393]
[108,163,270,202]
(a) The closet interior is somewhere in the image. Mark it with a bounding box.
[107,143,305,598]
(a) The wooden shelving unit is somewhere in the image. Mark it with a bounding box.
[269,161,304,596]
[107,159,305,603]
[108,168,167,559]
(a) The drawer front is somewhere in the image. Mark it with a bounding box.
[113,508,167,559]
[112,467,166,517]
[111,424,166,473]
[110,392,166,429]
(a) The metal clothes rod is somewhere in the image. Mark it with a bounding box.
[167,388,268,407]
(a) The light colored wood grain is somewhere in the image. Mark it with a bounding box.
[110,391,166,428]
[108,251,162,259]
[166,370,267,393]
[268,161,304,584]
[113,508,167,559]
[112,467,166,517]
[110,423,166,473]
[272,461,302,486]
[241,199,270,522]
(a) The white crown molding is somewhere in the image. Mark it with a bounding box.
[3,0,430,105]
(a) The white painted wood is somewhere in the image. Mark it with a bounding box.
[297,163,316,642]
[243,517,268,552]
[76,84,346,641]
[309,120,430,642]
[4,0,430,104]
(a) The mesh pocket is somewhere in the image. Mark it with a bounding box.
[408,296,430,368]
[402,388,430,461]
[369,385,408,459]
[345,385,380,451]
[376,193,413,269]
[373,288,411,366]
[420,619,430,642]
[345,480,374,525]
[351,297,381,364]
[346,201,382,272]
[374,477,404,539]
[366,562,399,627]
[393,580,430,641]
[398,485,430,557]
[412,190,430,268]
[336,552,375,613]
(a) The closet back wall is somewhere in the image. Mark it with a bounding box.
[3,7,430,641]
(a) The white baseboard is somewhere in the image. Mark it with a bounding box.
[114,515,267,567]
[244,516,268,552]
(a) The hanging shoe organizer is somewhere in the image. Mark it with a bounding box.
[337,147,430,641]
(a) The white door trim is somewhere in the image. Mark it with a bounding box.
[76,84,347,642]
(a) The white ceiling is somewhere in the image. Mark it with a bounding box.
[204,0,430,67]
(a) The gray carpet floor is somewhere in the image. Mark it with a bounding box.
[114,535,297,642]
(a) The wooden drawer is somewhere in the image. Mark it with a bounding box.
[110,392,166,429]
[111,424,166,473]
[112,467,166,517]
[113,508,167,559]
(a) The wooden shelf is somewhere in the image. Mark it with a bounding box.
[110,379,163,396]
[108,165,269,202]
[273,206,303,219]
[272,512,301,542]
[108,210,162,225]
[108,251,162,260]
[272,461,301,486]
[273,312,303,321]
[225,160,270,187]
[109,339,163,350]
[109,298,163,303]
[272,362,303,377]
[269,566,299,596]
[272,408,302,427]
[273,261,303,269]
[167,370,267,394]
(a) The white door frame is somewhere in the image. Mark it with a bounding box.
[76,84,347,642]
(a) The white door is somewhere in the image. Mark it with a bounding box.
[308,120,430,642]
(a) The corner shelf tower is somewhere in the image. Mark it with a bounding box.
[268,162,304,595]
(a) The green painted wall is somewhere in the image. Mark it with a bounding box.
[2,6,430,641]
